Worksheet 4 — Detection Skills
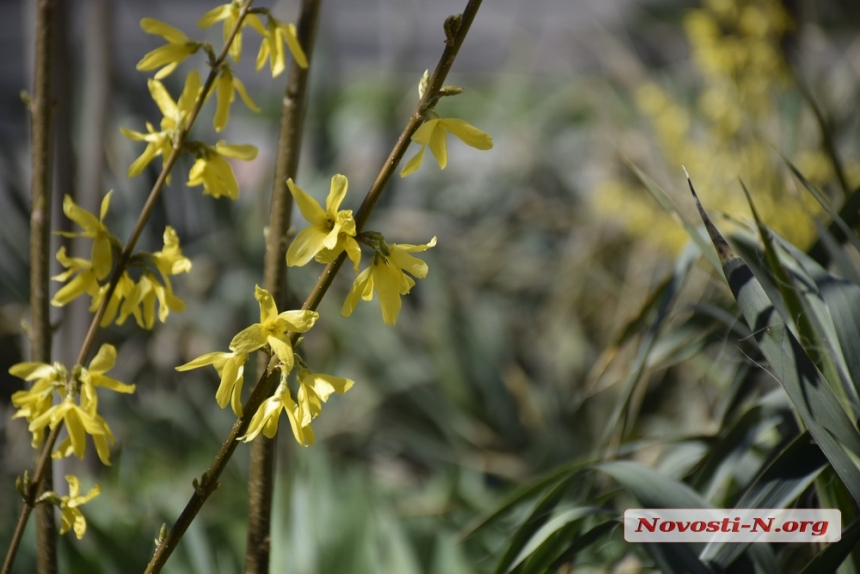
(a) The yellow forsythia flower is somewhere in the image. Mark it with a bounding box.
[40,475,101,540]
[229,286,319,370]
[29,396,115,465]
[51,247,101,307]
[55,192,116,280]
[342,237,437,325]
[296,366,354,425]
[239,380,314,446]
[121,71,201,177]
[187,141,258,199]
[198,0,264,63]
[213,65,260,132]
[249,15,308,75]
[286,175,361,270]
[136,18,201,79]
[401,116,493,177]
[9,361,67,447]
[176,351,247,416]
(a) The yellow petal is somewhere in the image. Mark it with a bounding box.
[176,351,222,371]
[341,267,372,317]
[153,62,180,80]
[177,70,202,115]
[411,119,439,145]
[214,142,258,160]
[373,262,405,325]
[62,196,99,234]
[140,18,188,43]
[230,324,267,354]
[88,343,116,374]
[214,71,233,132]
[119,127,149,141]
[99,190,113,221]
[287,225,332,267]
[306,372,354,401]
[91,238,112,281]
[137,45,193,73]
[197,5,230,28]
[268,336,294,367]
[148,79,177,120]
[254,285,278,322]
[400,146,426,177]
[326,174,348,214]
[287,179,328,226]
[282,23,308,69]
[439,118,494,149]
[427,124,448,169]
[232,76,260,112]
[276,310,319,332]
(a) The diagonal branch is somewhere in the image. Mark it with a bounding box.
[143,2,484,572]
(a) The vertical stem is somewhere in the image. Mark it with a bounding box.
[29,0,58,571]
[245,1,321,571]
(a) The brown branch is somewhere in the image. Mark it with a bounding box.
[143,2,484,572]
[245,1,322,572]
[13,0,59,571]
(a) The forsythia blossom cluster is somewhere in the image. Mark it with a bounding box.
[177,285,353,446]
[400,113,493,177]
[124,3,308,199]
[51,195,191,329]
[284,174,438,325]
[10,343,134,465]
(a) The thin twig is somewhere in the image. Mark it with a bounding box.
[6,0,59,571]
[144,2,483,571]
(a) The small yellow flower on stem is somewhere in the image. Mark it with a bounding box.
[80,344,137,410]
[136,18,202,79]
[187,141,258,200]
[400,115,493,177]
[296,365,354,425]
[115,227,191,329]
[342,237,437,325]
[91,270,138,327]
[198,0,264,63]
[51,247,101,307]
[152,70,201,132]
[239,379,314,446]
[38,475,101,540]
[176,351,248,416]
[213,65,260,132]
[286,175,361,270]
[55,192,117,280]
[229,286,319,371]
[249,14,308,76]
[121,71,201,177]
[9,362,67,447]
[28,395,115,465]
[120,122,173,177]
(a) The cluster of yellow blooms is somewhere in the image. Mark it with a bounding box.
[8,0,312,538]
[594,0,859,251]
[8,0,495,540]
[52,192,192,329]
